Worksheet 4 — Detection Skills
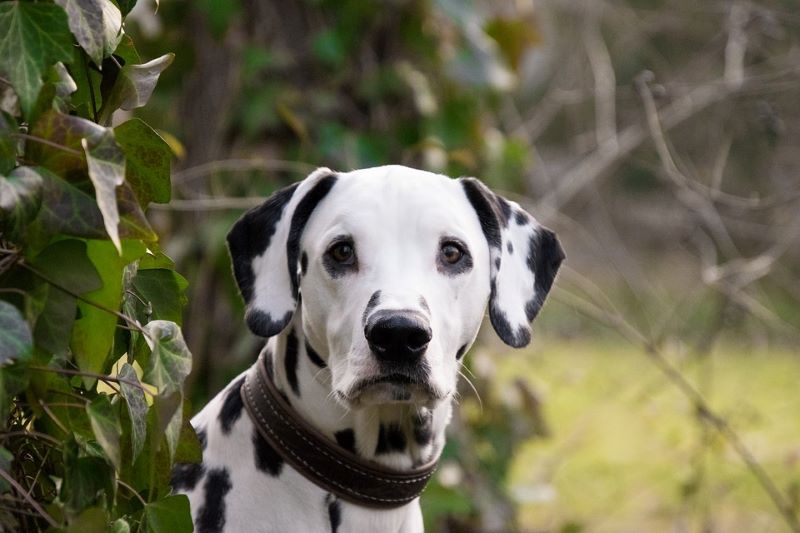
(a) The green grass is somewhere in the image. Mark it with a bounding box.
[467,338,800,532]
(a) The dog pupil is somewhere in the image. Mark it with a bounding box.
[443,245,460,263]
[335,244,352,261]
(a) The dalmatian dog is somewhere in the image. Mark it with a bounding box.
[172,165,564,532]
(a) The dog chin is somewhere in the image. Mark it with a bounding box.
[339,378,445,408]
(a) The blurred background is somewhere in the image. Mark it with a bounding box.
[124,0,800,531]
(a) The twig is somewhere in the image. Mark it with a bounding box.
[117,479,148,507]
[0,467,59,528]
[0,431,61,446]
[19,262,144,334]
[149,197,265,211]
[583,5,618,149]
[28,366,154,397]
[9,134,82,156]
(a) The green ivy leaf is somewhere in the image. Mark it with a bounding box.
[86,394,122,470]
[0,167,44,242]
[152,390,182,461]
[0,2,73,117]
[133,269,188,324]
[55,0,123,66]
[26,167,155,247]
[71,239,145,384]
[61,441,115,514]
[114,119,172,205]
[0,301,32,365]
[142,320,192,394]
[101,54,174,120]
[118,363,147,461]
[82,128,126,252]
[144,494,192,533]
[28,111,105,176]
[31,239,102,356]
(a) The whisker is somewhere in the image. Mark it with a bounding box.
[457,369,483,413]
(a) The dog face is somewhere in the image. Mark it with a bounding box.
[227,165,564,409]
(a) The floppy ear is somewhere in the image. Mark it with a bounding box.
[227,168,338,337]
[460,178,565,348]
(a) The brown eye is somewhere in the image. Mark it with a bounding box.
[329,242,355,264]
[440,242,464,264]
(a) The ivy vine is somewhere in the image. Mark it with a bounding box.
[0,0,195,530]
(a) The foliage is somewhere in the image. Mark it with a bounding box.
[0,0,194,530]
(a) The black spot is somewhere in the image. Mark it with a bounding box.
[196,468,232,533]
[287,174,338,298]
[461,178,502,248]
[494,256,501,270]
[245,308,293,339]
[218,376,245,434]
[305,340,326,368]
[227,183,299,304]
[498,197,513,226]
[489,302,530,348]
[515,210,528,225]
[334,429,357,454]
[456,344,468,360]
[285,329,300,396]
[300,251,309,276]
[171,461,205,492]
[326,493,341,533]
[252,427,284,476]
[362,290,381,326]
[507,241,514,254]
[413,409,433,445]
[524,229,565,321]
[376,423,406,454]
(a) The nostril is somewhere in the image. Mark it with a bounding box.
[406,327,432,352]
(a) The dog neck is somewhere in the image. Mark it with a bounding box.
[263,313,451,470]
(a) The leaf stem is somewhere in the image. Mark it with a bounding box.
[0,430,61,446]
[9,133,82,156]
[28,365,155,397]
[117,478,148,507]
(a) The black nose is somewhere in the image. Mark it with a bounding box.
[365,313,432,362]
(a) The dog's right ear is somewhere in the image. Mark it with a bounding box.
[227,168,338,337]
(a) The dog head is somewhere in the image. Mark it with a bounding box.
[227,166,564,409]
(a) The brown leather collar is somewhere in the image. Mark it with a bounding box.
[240,353,438,509]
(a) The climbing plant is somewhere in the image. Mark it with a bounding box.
[0,0,196,530]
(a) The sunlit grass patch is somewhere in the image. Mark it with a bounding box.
[490,338,800,532]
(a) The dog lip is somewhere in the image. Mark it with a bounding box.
[344,373,444,404]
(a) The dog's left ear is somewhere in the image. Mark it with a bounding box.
[460,178,565,348]
[227,168,338,337]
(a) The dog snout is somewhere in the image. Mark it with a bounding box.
[365,312,432,363]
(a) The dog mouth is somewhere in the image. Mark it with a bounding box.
[341,373,444,407]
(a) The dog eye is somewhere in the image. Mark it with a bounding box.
[440,242,464,264]
[328,242,355,265]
